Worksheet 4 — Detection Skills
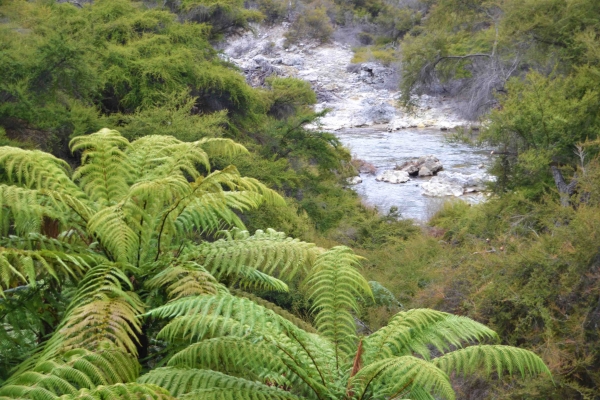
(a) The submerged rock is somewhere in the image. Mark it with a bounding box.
[375,170,410,184]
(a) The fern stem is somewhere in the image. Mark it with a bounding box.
[356,363,391,400]
[272,342,326,400]
[287,329,328,386]
[136,200,147,268]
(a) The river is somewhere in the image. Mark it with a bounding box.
[336,127,492,222]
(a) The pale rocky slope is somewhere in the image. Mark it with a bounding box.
[222,24,473,131]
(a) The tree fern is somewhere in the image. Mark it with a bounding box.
[0,129,551,400]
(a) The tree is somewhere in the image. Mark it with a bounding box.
[0,128,318,378]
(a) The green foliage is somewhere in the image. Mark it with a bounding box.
[0,0,263,155]
[255,0,288,24]
[483,69,600,194]
[285,6,333,45]
[265,77,317,119]
[143,246,549,399]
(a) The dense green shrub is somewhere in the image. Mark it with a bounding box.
[265,77,317,119]
[285,6,333,45]
[256,0,288,24]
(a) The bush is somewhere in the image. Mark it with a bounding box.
[265,77,317,119]
[256,0,287,24]
[285,6,333,45]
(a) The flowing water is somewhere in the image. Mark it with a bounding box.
[336,127,492,222]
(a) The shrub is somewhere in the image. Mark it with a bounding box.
[285,6,333,45]
[257,0,287,24]
[265,77,317,119]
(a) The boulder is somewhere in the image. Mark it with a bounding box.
[359,62,392,85]
[418,155,443,174]
[376,170,410,184]
[418,166,432,176]
[422,178,464,197]
[363,102,396,124]
[396,155,443,176]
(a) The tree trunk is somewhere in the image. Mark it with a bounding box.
[551,166,577,207]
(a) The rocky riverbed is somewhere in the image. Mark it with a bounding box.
[222,24,475,131]
[223,25,492,220]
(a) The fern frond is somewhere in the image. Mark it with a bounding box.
[58,295,142,355]
[126,135,211,181]
[363,309,498,362]
[87,204,138,263]
[145,262,219,300]
[231,290,317,333]
[432,345,552,379]
[166,337,286,377]
[351,356,455,400]
[139,367,299,399]
[196,137,249,160]
[187,229,318,280]
[0,248,93,295]
[60,383,174,400]
[0,348,140,398]
[0,147,84,198]
[70,128,133,205]
[149,294,287,341]
[305,246,372,367]
[181,387,302,400]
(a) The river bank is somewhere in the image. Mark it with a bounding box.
[223,24,491,220]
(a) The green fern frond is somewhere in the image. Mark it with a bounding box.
[230,265,289,292]
[0,348,141,398]
[59,295,142,355]
[166,337,286,377]
[432,345,552,379]
[187,228,318,280]
[145,262,219,300]
[196,137,249,160]
[181,386,302,400]
[231,290,316,333]
[126,135,212,181]
[0,147,84,198]
[237,177,286,207]
[149,294,287,341]
[363,309,498,362]
[0,248,93,295]
[305,246,372,366]
[139,367,299,399]
[70,129,133,205]
[60,383,174,400]
[87,204,138,263]
[351,356,455,400]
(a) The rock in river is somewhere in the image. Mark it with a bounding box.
[375,170,410,184]
[421,171,492,197]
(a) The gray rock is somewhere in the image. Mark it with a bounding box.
[396,155,443,176]
[421,171,493,197]
[363,102,395,124]
[347,176,363,185]
[281,55,304,67]
[418,166,432,176]
[375,170,410,184]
